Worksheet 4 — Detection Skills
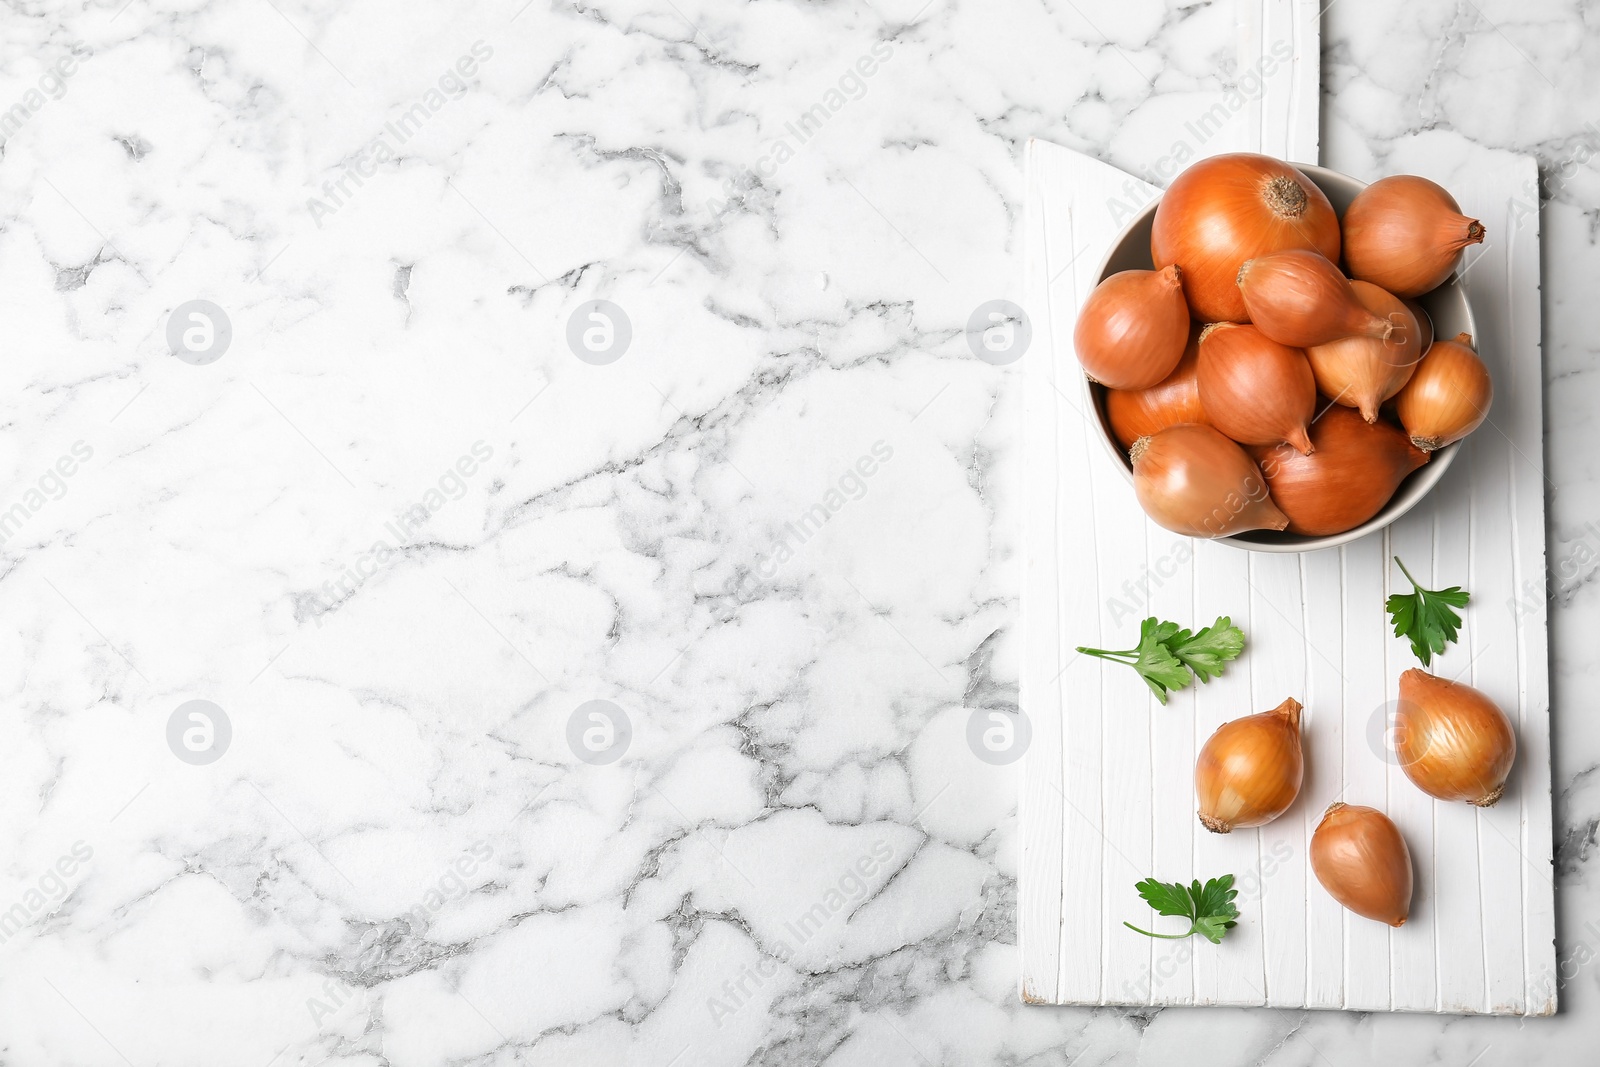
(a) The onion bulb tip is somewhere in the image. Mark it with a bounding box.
[1263,175,1308,218]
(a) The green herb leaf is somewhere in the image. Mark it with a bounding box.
[1123,874,1239,943]
[1192,874,1240,929]
[1386,557,1470,666]
[1166,616,1246,684]
[1133,877,1193,919]
[1076,616,1246,704]
[1130,620,1192,704]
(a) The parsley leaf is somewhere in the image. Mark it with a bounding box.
[1124,874,1240,944]
[1076,616,1245,704]
[1166,616,1246,683]
[1386,557,1470,666]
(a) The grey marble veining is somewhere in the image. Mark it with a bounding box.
[1,0,1597,1063]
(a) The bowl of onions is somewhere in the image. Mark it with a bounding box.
[1079,154,1489,552]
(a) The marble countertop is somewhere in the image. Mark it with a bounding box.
[2,1,1597,1063]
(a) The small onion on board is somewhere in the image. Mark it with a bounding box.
[1343,175,1486,298]
[1237,249,1396,349]
[1196,322,1316,454]
[1396,668,1517,806]
[1131,424,1289,538]
[1251,405,1429,536]
[1305,280,1424,422]
[1310,802,1413,927]
[1195,697,1304,833]
[1104,329,1210,449]
[1074,266,1191,389]
[1393,332,1493,452]
[1150,153,1341,323]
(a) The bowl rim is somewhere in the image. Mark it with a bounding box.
[1083,161,1472,554]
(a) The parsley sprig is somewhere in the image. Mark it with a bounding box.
[1124,874,1240,944]
[1386,556,1470,667]
[1076,616,1245,704]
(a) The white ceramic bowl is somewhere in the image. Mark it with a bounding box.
[1086,163,1474,553]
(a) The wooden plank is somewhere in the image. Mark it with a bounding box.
[1429,460,1489,1013]
[1384,520,1439,1011]
[1465,361,1528,1015]
[1019,142,1161,1006]
[1496,160,1558,1017]
[1339,536,1392,1010]
[1146,533,1198,1005]
[1091,457,1157,1004]
[1454,166,1533,1016]
[1018,138,1065,1005]
[1300,548,1345,1008]
[1461,158,1557,1015]
[1192,540,1261,1005]
[1249,552,1309,1006]
[1236,0,1320,165]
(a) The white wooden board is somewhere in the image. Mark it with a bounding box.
[1017,139,1555,1014]
[1236,0,1320,165]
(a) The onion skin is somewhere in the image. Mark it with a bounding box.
[1131,424,1289,538]
[1344,175,1486,298]
[1105,331,1209,449]
[1237,250,1396,349]
[1195,697,1304,833]
[1075,266,1190,389]
[1251,406,1429,536]
[1305,280,1424,422]
[1396,668,1517,806]
[1151,153,1340,323]
[1197,323,1316,454]
[1310,803,1413,927]
[1394,332,1493,451]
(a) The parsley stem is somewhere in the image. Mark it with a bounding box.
[1393,555,1420,589]
[1076,645,1138,660]
[1122,921,1194,940]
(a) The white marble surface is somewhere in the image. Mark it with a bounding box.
[1,1,1597,1064]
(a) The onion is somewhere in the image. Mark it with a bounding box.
[1105,330,1209,449]
[1393,332,1493,451]
[1195,697,1304,833]
[1251,406,1429,536]
[1131,424,1289,538]
[1343,175,1486,298]
[1196,322,1316,455]
[1395,668,1517,806]
[1310,802,1413,927]
[1304,280,1424,422]
[1237,250,1396,349]
[1074,266,1190,390]
[1151,153,1340,323]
